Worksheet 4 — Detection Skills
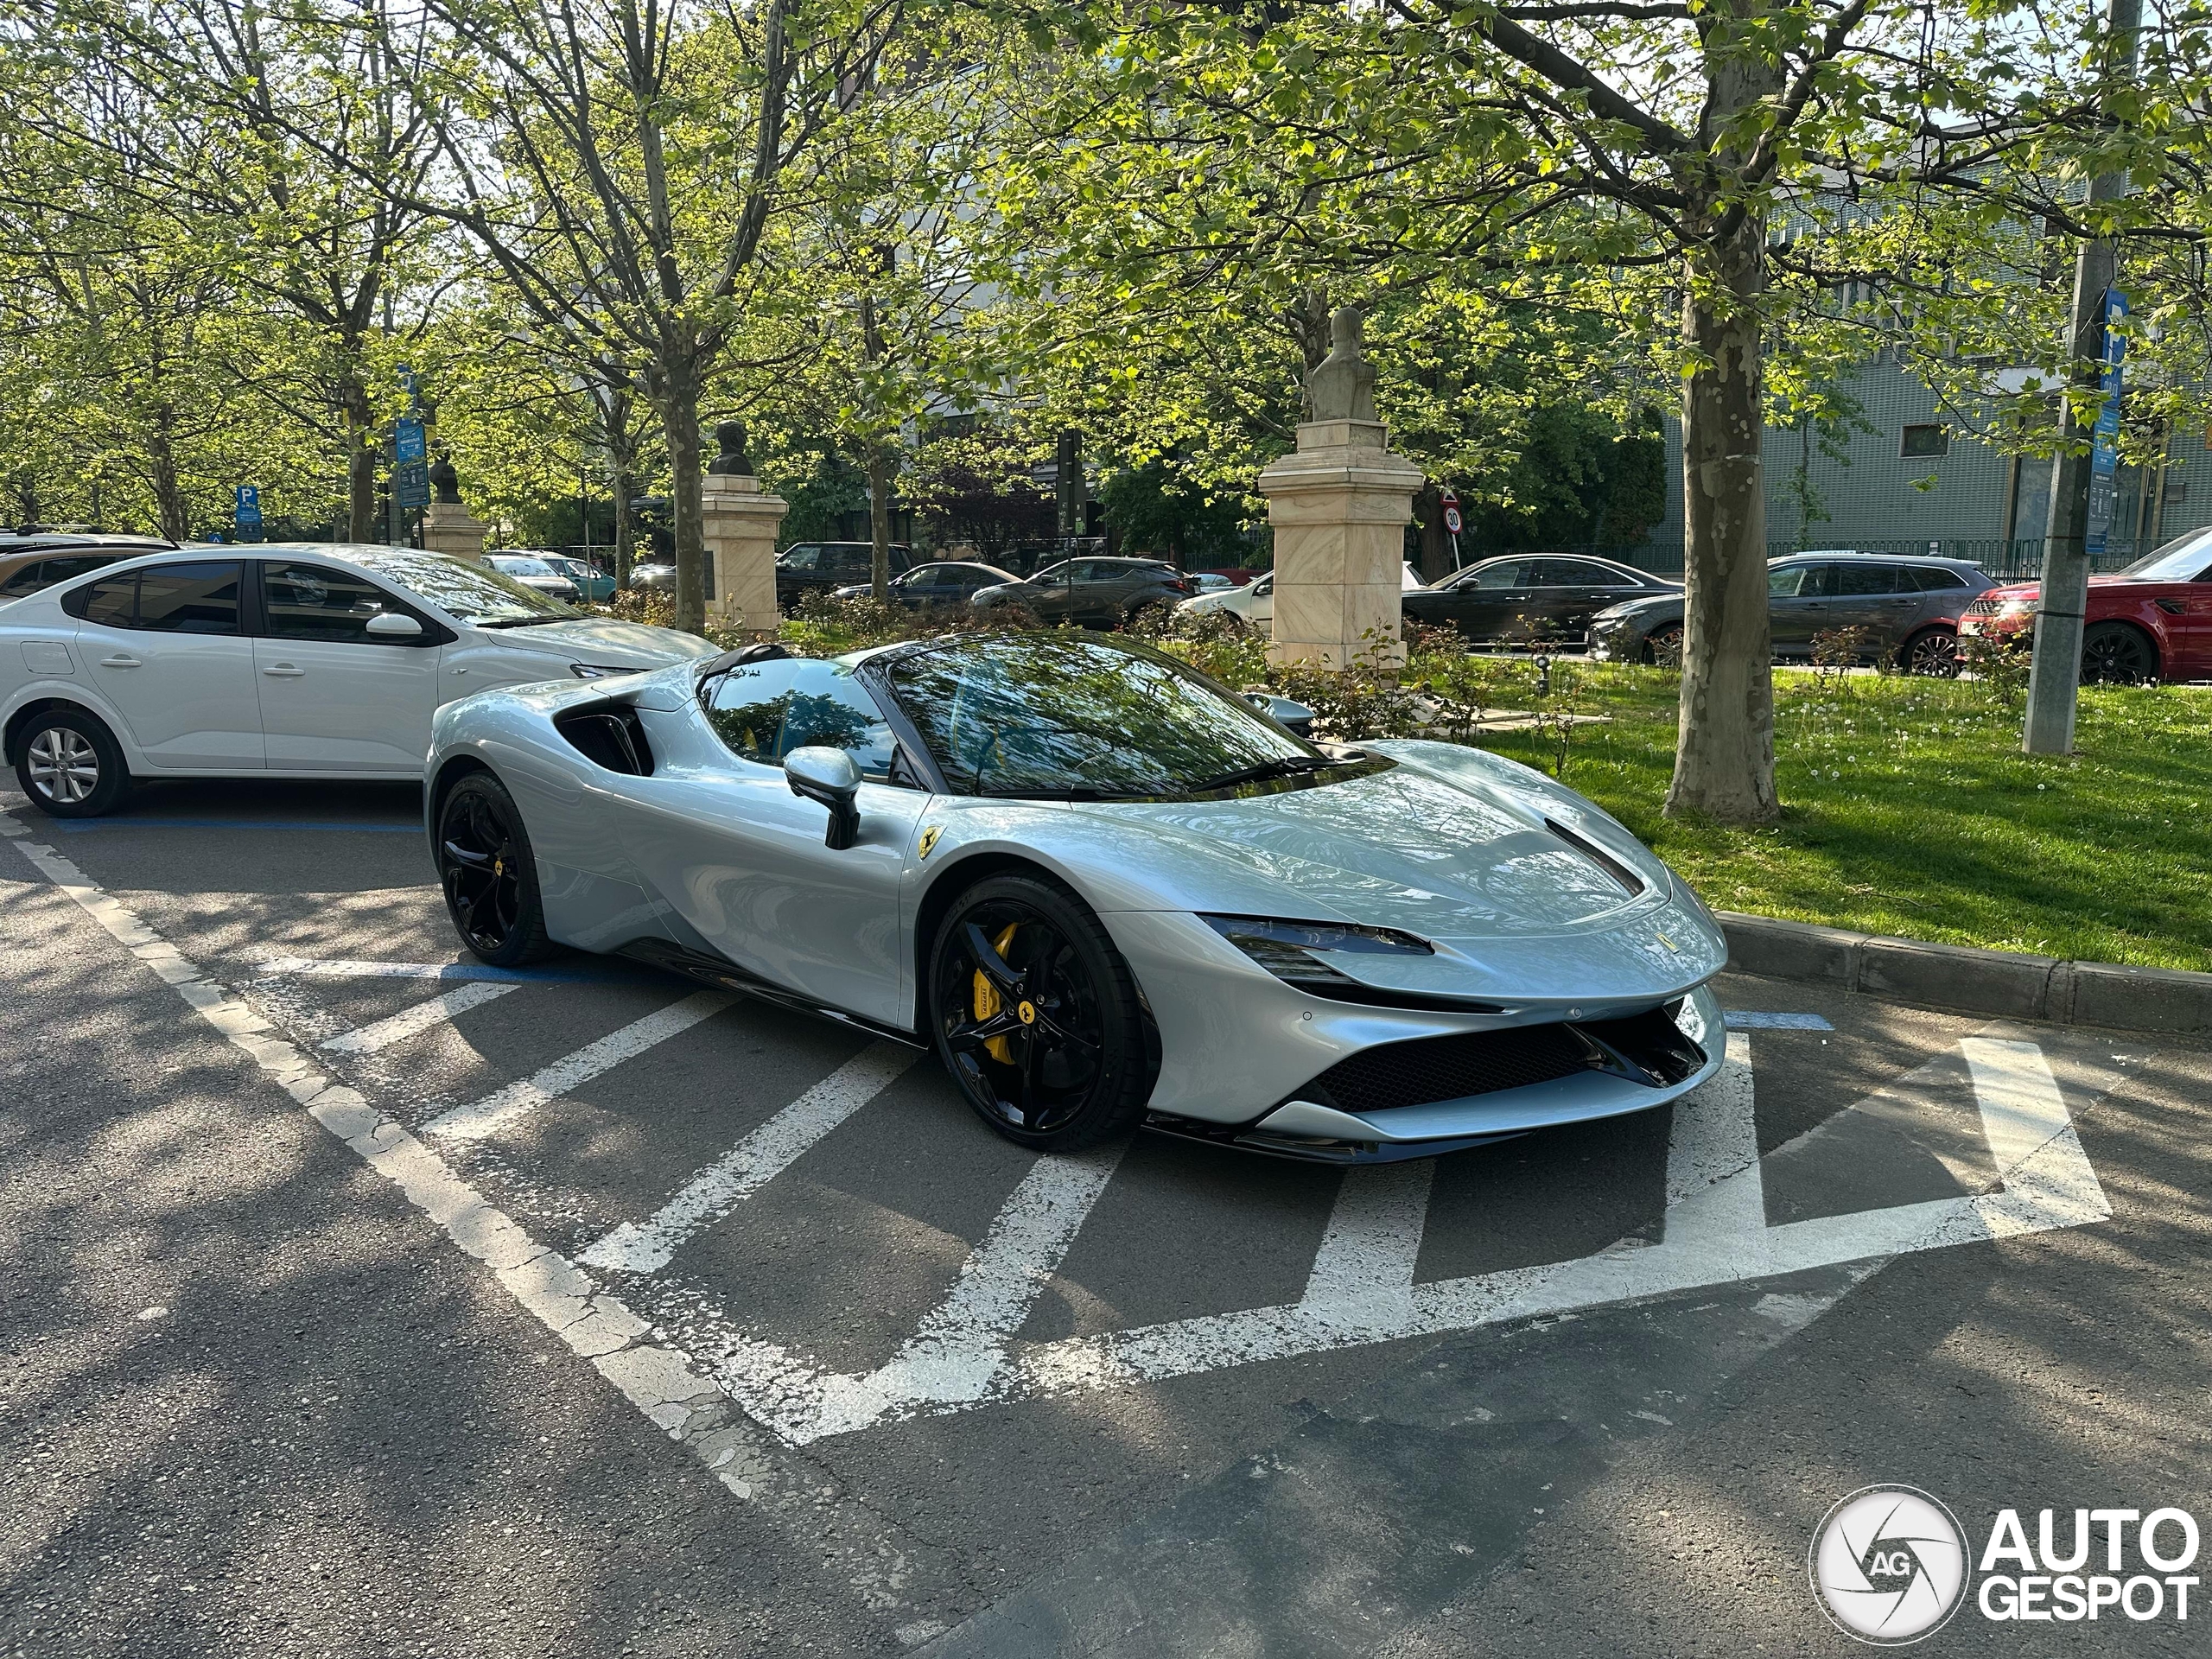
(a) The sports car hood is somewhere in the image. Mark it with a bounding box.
[1071,742,1671,939]
[479,617,723,668]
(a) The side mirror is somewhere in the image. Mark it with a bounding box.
[365,611,423,640]
[785,746,862,850]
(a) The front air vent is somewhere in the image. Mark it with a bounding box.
[1545,817,1643,897]
[554,702,655,776]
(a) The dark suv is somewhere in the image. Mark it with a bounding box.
[1586,552,1997,673]
[969,557,1194,626]
[776,541,915,609]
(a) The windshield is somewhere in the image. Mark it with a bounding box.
[491,556,555,576]
[2114,527,2212,582]
[881,633,1348,799]
[358,551,580,623]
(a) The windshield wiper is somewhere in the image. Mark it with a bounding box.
[477,615,571,629]
[1182,756,1339,794]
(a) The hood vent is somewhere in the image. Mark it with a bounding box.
[1545,817,1643,897]
[555,702,655,776]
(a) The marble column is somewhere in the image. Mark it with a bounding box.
[700,423,787,635]
[1257,416,1423,670]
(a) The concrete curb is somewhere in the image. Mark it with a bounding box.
[1716,911,2212,1037]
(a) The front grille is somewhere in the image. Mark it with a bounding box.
[1964,597,2000,618]
[1294,1008,1705,1116]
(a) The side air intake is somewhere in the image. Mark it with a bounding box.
[553,703,655,776]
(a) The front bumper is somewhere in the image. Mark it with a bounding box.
[1103,905,1728,1162]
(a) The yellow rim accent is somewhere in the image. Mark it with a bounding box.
[1017,1001,1036,1025]
[973,922,1019,1065]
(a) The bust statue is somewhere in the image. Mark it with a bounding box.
[1306,305,1378,423]
[707,419,754,477]
[429,451,461,505]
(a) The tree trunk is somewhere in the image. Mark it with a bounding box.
[1666,219,1777,825]
[868,445,894,600]
[1414,484,1450,583]
[610,458,636,587]
[341,376,377,543]
[148,403,190,543]
[663,359,707,634]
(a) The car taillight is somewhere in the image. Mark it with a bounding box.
[1172,578,1193,593]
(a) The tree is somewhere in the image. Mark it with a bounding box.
[1005,0,2204,822]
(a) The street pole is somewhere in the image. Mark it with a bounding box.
[2023,0,2142,753]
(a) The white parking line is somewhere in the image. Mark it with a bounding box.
[259,957,532,982]
[320,981,518,1055]
[1302,1162,1434,1309]
[579,1040,925,1274]
[423,991,736,1141]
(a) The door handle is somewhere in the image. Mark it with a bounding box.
[262,664,306,678]
[99,654,140,668]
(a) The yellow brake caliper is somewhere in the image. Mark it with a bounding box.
[972,922,1020,1065]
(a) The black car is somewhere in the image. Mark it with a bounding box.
[1402,554,1678,645]
[831,561,1018,608]
[969,556,1195,626]
[1585,552,1999,673]
[776,541,916,609]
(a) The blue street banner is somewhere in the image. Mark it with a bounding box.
[2085,289,2126,556]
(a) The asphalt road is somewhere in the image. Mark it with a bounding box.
[3,774,2207,1658]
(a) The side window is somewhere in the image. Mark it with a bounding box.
[69,572,137,626]
[1905,564,1969,591]
[1471,561,1523,590]
[705,658,899,780]
[1527,559,1607,587]
[830,545,872,572]
[1835,563,1905,596]
[779,544,822,571]
[42,556,118,585]
[264,562,401,643]
[137,562,243,634]
[0,561,47,599]
[1251,574,1273,596]
[1768,564,1813,597]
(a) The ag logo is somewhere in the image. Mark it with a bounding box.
[1810,1485,1968,1645]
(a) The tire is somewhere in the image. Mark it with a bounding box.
[927,874,1153,1151]
[1643,624,1684,666]
[13,707,130,817]
[2080,621,2158,684]
[435,772,554,966]
[1901,626,1961,677]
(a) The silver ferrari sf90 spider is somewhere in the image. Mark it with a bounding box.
[423,632,1727,1161]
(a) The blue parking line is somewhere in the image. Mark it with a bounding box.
[43,819,420,834]
[1724,1010,1834,1030]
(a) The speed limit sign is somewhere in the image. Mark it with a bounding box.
[1443,505,1463,533]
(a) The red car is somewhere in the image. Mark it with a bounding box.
[1960,527,2212,682]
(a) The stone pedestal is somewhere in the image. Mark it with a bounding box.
[422,502,490,563]
[1257,418,1423,670]
[702,472,789,635]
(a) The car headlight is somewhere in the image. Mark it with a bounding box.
[570,662,636,679]
[1994,597,2037,618]
[1201,914,1433,988]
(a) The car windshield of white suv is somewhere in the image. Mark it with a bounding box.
[358,551,580,626]
[2114,527,2212,583]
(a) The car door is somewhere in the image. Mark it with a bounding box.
[1827,563,1921,654]
[66,561,264,770]
[1766,561,1836,656]
[1236,573,1274,626]
[2159,563,2212,675]
[255,560,445,773]
[1024,561,1078,621]
[1433,558,1526,640]
[621,657,927,1023]
[1515,558,1630,639]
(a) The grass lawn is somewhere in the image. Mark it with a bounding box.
[1464,663,2212,972]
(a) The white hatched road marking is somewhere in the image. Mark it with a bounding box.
[423,990,736,1140]
[1303,1161,1434,1309]
[321,980,518,1055]
[580,1040,925,1274]
[6,814,2117,1457]
[259,957,532,982]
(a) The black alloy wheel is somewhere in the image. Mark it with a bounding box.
[2080,621,2158,684]
[1643,624,1685,666]
[929,874,1153,1151]
[1903,626,1961,677]
[436,773,553,966]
